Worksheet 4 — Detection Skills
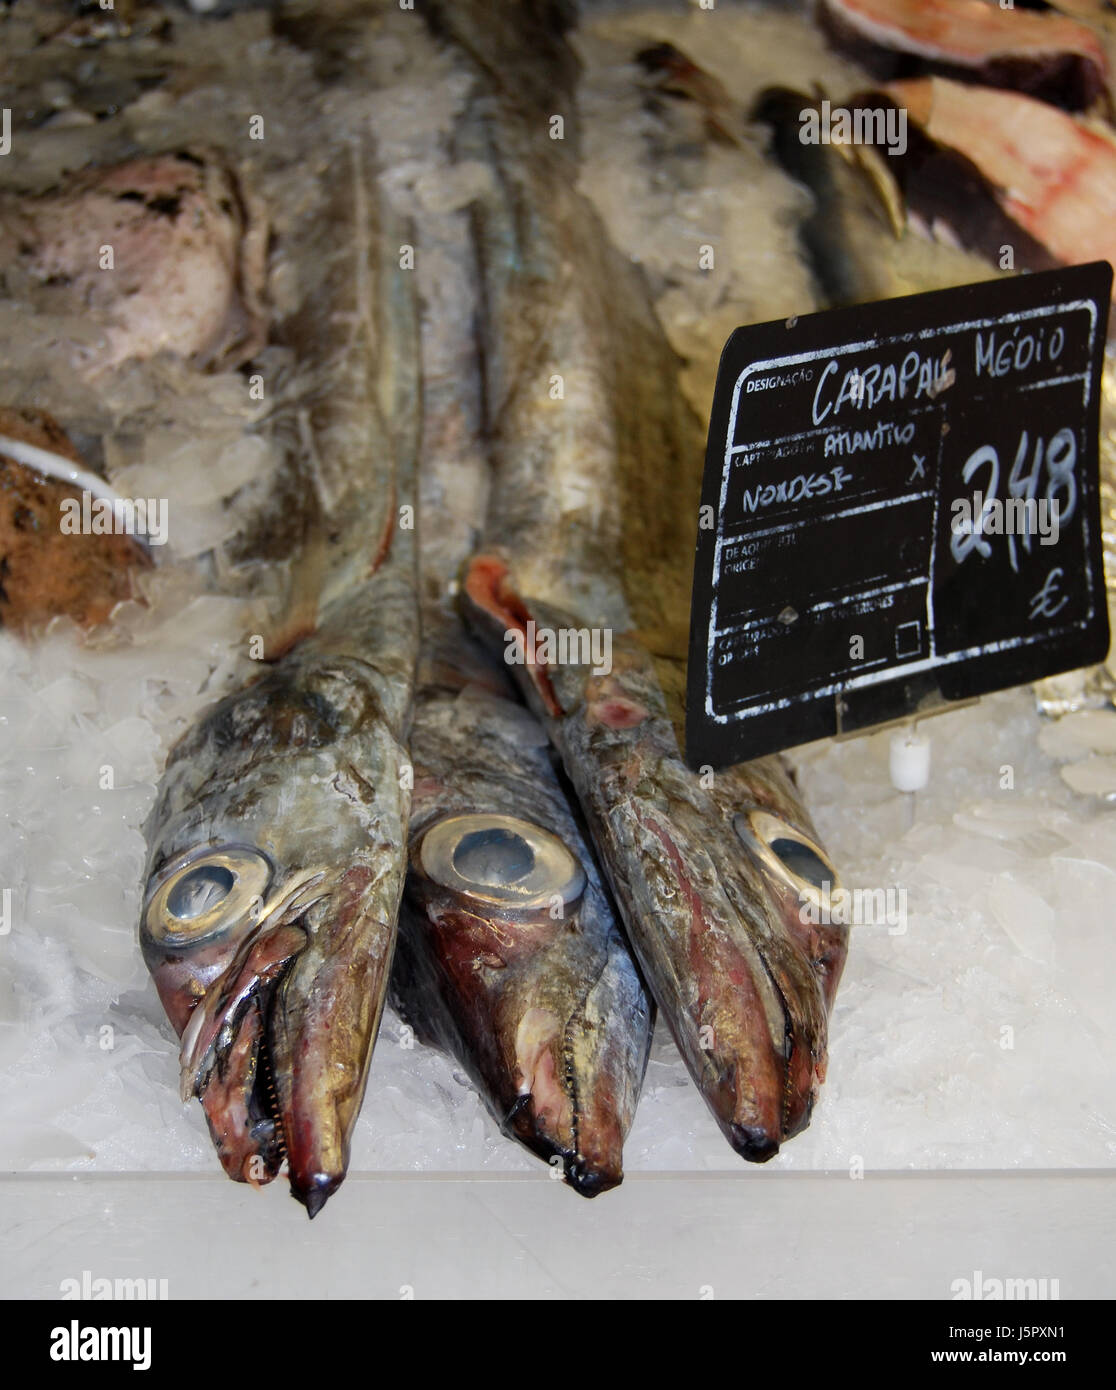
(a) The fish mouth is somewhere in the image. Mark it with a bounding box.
[507,1004,626,1199]
[503,1092,623,1200]
[163,861,390,1218]
[192,957,302,1192]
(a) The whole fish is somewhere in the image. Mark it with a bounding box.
[140,135,420,1217]
[388,63,653,1195]
[430,0,849,1161]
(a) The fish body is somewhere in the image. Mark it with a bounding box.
[431,0,848,1162]
[389,49,653,1195]
[141,136,420,1217]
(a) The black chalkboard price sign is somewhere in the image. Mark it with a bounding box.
[686,263,1113,770]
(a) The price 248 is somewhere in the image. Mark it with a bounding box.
[950,427,1076,574]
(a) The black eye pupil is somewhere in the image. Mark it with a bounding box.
[453,828,536,887]
[768,837,832,891]
[167,865,236,920]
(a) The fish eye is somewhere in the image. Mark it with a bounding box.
[145,846,272,946]
[454,827,536,886]
[167,864,236,920]
[734,809,839,909]
[419,813,586,912]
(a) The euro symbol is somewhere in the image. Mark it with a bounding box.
[1029,567,1069,622]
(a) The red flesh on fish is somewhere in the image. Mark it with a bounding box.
[885,76,1116,299]
[820,0,1109,108]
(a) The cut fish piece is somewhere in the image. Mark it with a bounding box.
[0,406,150,634]
[0,149,267,374]
[819,0,1108,109]
[870,77,1116,304]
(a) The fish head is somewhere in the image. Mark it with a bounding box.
[724,789,849,1135]
[405,809,618,1182]
[142,649,407,1216]
[400,684,652,1196]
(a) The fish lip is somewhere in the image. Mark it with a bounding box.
[506,1123,623,1199]
[504,1097,625,1199]
[267,866,395,1219]
[728,1124,781,1164]
[563,1157,622,1199]
[292,1170,343,1220]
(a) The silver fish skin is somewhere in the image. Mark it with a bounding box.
[386,48,653,1196]
[141,135,420,1218]
[433,0,849,1161]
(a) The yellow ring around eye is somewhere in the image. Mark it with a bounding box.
[144,846,272,946]
[734,809,839,913]
[419,813,586,913]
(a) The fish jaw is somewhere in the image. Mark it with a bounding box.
[400,846,638,1199]
[507,1002,625,1197]
[462,556,841,1161]
[268,865,397,1218]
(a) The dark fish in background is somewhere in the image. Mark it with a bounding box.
[635,40,752,148]
[426,0,849,1164]
[752,85,910,308]
[753,79,1007,309]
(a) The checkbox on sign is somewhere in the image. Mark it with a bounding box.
[895,620,922,659]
